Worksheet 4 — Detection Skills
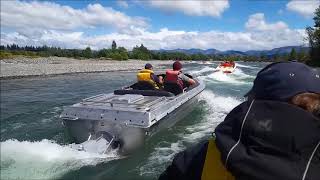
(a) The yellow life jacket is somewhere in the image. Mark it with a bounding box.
[137,69,159,89]
[201,139,234,180]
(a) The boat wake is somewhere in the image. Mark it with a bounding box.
[0,139,120,180]
[189,66,217,77]
[190,64,255,86]
[236,62,263,69]
[202,67,254,85]
[137,90,242,177]
[183,90,242,142]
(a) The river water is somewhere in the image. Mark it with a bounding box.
[0,61,266,180]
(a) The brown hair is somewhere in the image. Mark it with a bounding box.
[290,93,320,118]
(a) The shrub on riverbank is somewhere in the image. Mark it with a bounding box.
[0,50,40,59]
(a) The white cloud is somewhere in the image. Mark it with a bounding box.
[286,0,320,17]
[0,1,147,32]
[1,25,306,51]
[245,13,288,31]
[1,31,86,49]
[146,0,229,17]
[0,1,306,53]
[117,0,129,9]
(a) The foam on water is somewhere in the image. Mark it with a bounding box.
[189,66,216,77]
[40,106,62,123]
[184,63,256,86]
[236,62,260,69]
[11,122,24,130]
[138,142,184,177]
[138,90,242,177]
[233,67,252,77]
[182,90,242,142]
[203,67,254,85]
[198,61,214,65]
[0,139,120,180]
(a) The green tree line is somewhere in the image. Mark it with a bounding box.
[305,6,320,66]
[0,42,310,63]
[0,40,130,60]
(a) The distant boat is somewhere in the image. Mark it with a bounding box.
[216,61,236,73]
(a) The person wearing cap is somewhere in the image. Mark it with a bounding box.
[159,62,320,180]
[164,61,196,95]
[137,63,163,90]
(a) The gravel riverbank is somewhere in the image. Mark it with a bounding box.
[0,57,174,79]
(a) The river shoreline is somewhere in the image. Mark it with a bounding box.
[0,57,175,79]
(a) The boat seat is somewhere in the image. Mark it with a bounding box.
[164,82,183,96]
[130,81,157,90]
[114,89,174,97]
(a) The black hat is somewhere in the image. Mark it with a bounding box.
[173,61,182,70]
[245,62,320,101]
[145,63,153,69]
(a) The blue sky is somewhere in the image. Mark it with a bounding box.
[1,0,319,51]
[54,0,314,32]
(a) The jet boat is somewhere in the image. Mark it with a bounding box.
[60,78,205,154]
[216,61,236,73]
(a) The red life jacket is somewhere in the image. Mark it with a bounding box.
[222,61,234,67]
[221,62,232,67]
[166,69,184,90]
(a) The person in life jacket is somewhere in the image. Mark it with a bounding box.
[221,61,230,67]
[164,61,196,95]
[229,61,235,67]
[221,61,234,67]
[159,62,320,180]
[136,63,163,90]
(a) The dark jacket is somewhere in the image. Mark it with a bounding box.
[159,100,320,180]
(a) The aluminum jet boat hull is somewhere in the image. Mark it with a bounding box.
[60,79,205,154]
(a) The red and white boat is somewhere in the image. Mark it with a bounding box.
[216,61,236,73]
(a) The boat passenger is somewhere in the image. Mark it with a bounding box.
[221,61,228,67]
[164,61,196,95]
[136,63,163,90]
[230,61,235,67]
[159,62,320,180]
[221,61,234,67]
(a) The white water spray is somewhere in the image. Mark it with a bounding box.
[0,139,120,180]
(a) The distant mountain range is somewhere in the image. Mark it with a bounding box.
[154,46,309,57]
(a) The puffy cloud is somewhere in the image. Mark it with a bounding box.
[245,13,288,31]
[0,1,306,52]
[146,0,229,17]
[1,31,86,49]
[0,1,147,32]
[1,1,305,51]
[1,25,306,51]
[286,0,320,17]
